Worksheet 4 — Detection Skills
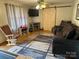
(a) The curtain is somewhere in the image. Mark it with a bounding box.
[14,6,21,29]
[5,4,27,31]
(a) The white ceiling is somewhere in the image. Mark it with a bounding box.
[17,0,74,5]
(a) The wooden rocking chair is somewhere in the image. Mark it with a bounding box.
[0,25,17,45]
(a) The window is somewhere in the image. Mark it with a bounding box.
[5,4,27,32]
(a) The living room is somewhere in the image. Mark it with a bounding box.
[0,0,78,59]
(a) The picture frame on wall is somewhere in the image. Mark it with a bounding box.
[76,4,79,20]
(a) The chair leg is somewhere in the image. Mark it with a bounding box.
[7,39,16,45]
[7,40,11,45]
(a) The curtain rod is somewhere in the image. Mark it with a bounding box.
[45,5,72,9]
[5,3,23,7]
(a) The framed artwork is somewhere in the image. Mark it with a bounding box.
[76,4,79,20]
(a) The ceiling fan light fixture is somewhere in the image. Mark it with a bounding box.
[36,4,46,9]
[36,4,40,9]
[36,0,47,9]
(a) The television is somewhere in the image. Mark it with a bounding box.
[28,9,39,17]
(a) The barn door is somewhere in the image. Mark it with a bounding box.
[42,8,55,31]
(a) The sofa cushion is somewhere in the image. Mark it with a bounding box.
[52,26,63,35]
[66,29,76,40]
[62,23,73,38]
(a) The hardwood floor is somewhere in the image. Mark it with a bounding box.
[0,31,52,51]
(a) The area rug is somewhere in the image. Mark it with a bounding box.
[28,41,50,52]
[8,35,65,59]
[8,46,23,54]
[18,48,47,59]
[17,35,53,59]
[35,35,53,43]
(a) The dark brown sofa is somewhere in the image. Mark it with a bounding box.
[52,21,76,39]
[52,21,79,58]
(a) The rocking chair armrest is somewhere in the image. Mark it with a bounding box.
[6,34,14,39]
[6,34,14,36]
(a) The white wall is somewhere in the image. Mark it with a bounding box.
[72,0,79,26]
[56,6,73,25]
[0,3,8,26]
[0,30,6,43]
[0,3,8,43]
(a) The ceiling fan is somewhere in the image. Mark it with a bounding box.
[36,0,49,9]
[35,0,72,9]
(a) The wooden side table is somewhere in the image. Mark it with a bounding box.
[19,27,27,35]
